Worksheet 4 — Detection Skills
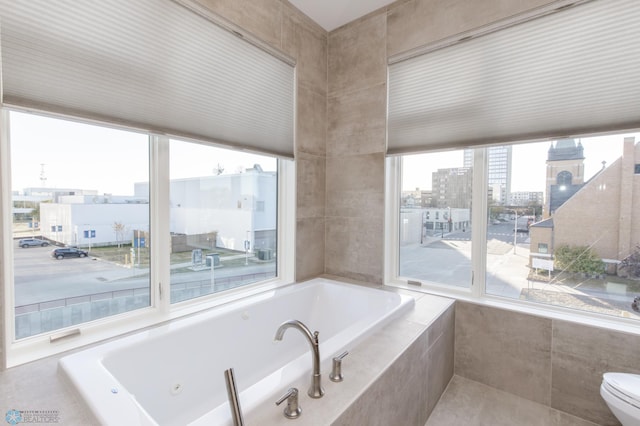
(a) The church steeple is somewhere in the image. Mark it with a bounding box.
[547,138,584,161]
[544,139,586,218]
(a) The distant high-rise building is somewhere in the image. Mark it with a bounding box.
[431,167,472,209]
[420,190,433,208]
[509,191,544,206]
[464,146,512,205]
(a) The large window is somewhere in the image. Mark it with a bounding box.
[168,139,277,303]
[399,151,472,289]
[1,0,294,368]
[2,110,290,365]
[394,133,640,322]
[9,111,150,339]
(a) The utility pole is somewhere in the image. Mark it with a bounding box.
[39,163,47,187]
[512,209,518,255]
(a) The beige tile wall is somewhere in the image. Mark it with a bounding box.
[456,301,640,425]
[455,301,553,405]
[333,298,455,426]
[325,12,387,284]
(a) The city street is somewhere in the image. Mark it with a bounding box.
[13,244,137,306]
[432,220,530,245]
[401,229,640,320]
[12,241,275,307]
[401,227,531,297]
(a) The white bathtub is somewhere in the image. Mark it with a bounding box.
[59,278,414,425]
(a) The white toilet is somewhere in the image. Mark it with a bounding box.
[601,372,640,426]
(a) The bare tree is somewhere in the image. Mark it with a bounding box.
[113,222,127,248]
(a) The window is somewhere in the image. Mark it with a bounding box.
[391,133,640,321]
[557,171,573,185]
[168,139,277,303]
[2,110,293,366]
[387,0,640,324]
[8,111,151,339]
[1,0,295,368]
[398,151,472,290]
[485,136,640,320]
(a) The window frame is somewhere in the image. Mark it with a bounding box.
[1,109,295,368]
[384,144,640,336]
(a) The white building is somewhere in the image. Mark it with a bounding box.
[12,187,99,223]
[40,195,148,248]
[145,167,277,252]
[38,168,277,252]
[400,208,471,245]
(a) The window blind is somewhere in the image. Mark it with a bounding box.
[0,0,295,158]
[387,0,640,155]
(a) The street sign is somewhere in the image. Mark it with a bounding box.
[532,257,554,271]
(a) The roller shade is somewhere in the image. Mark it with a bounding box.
[0,0,295,158]
[387,0,640,155]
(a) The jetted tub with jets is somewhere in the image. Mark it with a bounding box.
[59,278,414,425]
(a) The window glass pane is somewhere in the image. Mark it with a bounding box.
[487,134,640,320]
[10,111,150,339]
[169,139,277,303]
[400,150,472,288]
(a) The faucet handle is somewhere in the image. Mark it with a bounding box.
[275,387,302,419]
[330,351,349,382]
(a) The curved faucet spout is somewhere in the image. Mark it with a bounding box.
[274,319,324,398]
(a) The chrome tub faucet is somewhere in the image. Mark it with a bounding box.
[274,319,324,398]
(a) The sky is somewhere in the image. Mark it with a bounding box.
[9,111,276,195]
[402,132,640,193]
[9,110,640,197]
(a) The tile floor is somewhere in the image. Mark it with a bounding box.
[426,376,602,426]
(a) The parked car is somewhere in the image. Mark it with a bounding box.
[18,238,49,248]
[51,248,88,259]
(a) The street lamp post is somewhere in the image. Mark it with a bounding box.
[245,230,250,266]
[510,209,518,255]
[210,255,215,287]
[514,211,517,255]
[441,207,451,238]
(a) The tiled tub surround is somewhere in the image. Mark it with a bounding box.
[246,289,455,426]
[455,301,640,425]
[4,292,640,425]
[58,279,415,425]
[0,285,453,425]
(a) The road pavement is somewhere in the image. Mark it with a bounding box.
[13,242,275,306]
